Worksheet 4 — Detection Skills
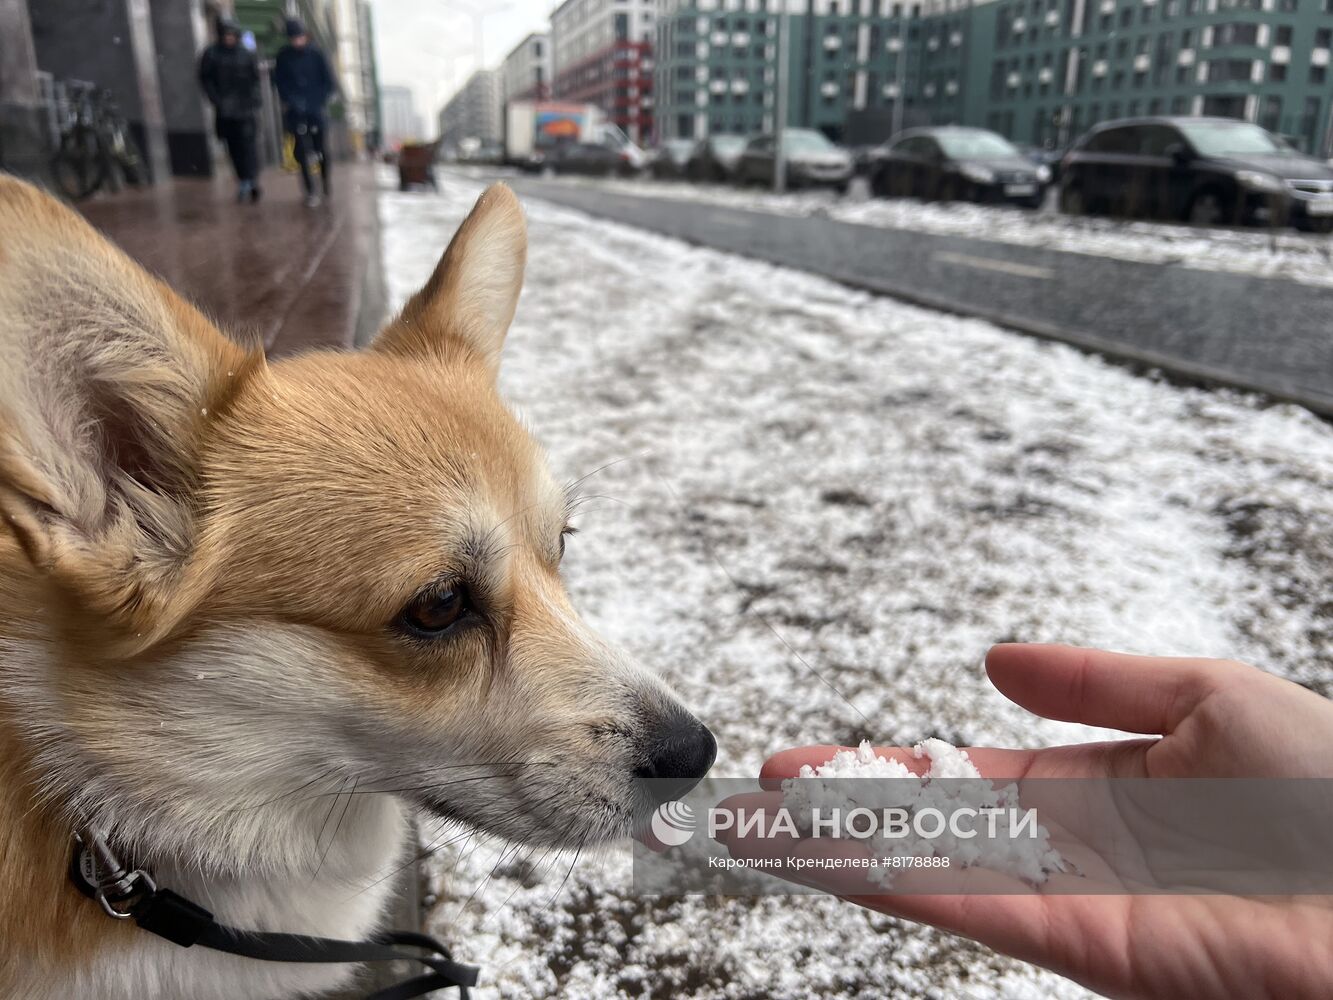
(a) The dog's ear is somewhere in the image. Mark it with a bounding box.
[374,183,526,376]
[0,176,259,649]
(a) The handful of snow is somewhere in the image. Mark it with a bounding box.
[781,740,1064,887]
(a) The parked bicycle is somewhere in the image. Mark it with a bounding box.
[50,81,146,201]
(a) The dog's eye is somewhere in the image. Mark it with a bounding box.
[400,586,472,637]
[559,525,578,560]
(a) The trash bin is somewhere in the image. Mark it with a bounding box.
[397,140,440,191]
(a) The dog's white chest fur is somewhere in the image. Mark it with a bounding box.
[37,801,407,1000]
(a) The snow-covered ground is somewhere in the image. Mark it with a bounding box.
[378,175,1333,999]
[536,174,1333,288]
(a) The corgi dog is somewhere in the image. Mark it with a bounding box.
[0,175,715,1000]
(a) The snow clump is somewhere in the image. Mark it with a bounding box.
[782,740,1064,886]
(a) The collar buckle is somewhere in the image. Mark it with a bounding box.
[72,829,158,920]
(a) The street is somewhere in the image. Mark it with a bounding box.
[506,175,1333,415]
[382,175,1333,999]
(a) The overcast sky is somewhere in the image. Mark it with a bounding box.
[369,0,554,127]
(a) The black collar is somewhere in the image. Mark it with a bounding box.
[70,829,478,999]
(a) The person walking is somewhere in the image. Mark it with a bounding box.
[198,15,262,202]
[274,18,336,208]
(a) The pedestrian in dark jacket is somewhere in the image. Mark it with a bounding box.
[198,15,262,202]
[274,18,336,207]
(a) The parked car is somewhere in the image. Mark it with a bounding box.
[685,135,748,182]
[735,129,855,190]
[1019,143,1066,185]
[548,142,641,178]
[1059,116,1333,231]
[868,127,1049,207]
[649,140,695,180]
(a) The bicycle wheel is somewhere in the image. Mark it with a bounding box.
[51,126,106,200]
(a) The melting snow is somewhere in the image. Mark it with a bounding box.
[378,172,1333,999]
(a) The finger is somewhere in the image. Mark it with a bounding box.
[986,643,1233,735]
[711,791,787,848]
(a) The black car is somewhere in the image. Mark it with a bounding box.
[685,135,747,182]
[649,140,695,180]
[735,129,855,190]
[548,142,639,178]
[868,127,1049,207]
[1059,116,1333,231]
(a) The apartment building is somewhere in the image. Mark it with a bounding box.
[502,31,554,104]
[551,0,657,141]
[380,84,423,146]
[438,68,504,147]
[979,0,1333,153]
[654,0,1333,154]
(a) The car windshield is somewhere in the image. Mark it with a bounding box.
[712,136,746,155]
[1178,122,1288,156]
[783,130,836,153]
[935,131,1020,158]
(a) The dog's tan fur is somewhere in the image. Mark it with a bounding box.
[0,175,708,998]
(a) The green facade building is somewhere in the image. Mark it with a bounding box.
[654,0,1333,153]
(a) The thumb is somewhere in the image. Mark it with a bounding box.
[985,644,1236,735]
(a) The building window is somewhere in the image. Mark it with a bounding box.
[1276,26,1293,46]
[1270,63,1287,82]
[1205,59,1253,82]
[1317,28,1333,47]
[1214,23,1259,46]
[1313,65,1328,84]
[1301,96,1321,148]
[1260,95,1282,132]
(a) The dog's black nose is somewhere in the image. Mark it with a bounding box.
[635,713,717,802]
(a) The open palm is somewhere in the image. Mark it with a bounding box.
[728,645,1333,1000]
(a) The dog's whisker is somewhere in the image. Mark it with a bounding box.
[563,452,646,500]
[308,775,350,875]
[543,839,585,912]
[346,822,475,900]
[312,776,357,881]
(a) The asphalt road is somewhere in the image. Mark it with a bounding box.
[509,178,1333,416]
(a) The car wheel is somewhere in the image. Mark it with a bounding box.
[1187,190,1227,227]
[1295,215,1333,234]
[1059,184,1086,216]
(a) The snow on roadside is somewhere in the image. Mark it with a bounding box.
[536,174,1333,288]
[378,175,1333,999]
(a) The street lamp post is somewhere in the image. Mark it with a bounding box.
[891,28,907,135]
[773,6,790,193]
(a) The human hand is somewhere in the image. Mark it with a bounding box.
[723,645,1333,1000]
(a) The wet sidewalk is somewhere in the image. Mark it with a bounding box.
[79,162,387,357]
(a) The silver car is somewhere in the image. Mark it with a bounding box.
[737,129,855,190]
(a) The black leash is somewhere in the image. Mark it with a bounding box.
[70,830,479,999]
